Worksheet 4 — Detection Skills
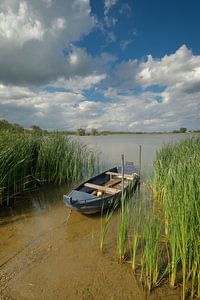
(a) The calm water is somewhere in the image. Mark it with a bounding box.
[0,133,198,299]
[76,133,197,178]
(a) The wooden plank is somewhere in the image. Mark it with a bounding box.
[106,171,133,180]
[84,182,121,195]
[104,178,121,187]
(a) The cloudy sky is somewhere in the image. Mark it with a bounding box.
[0,0,199,131]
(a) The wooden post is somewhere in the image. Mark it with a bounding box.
[139,145,142,177]
[121,154,125,198]
[138,145,142,195]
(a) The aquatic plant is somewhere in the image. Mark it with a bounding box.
[153,137,200,298]
[117,195,132,261]
[0,131,97,205]
[140,213,162,291]
[99,201,118,253]
[0,132,38,204]
[131,201,141,271]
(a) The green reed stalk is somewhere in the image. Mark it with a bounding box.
[132,201,141,271]
[100,200,118,253]
[0,131,97,205]
[153,137,200,298]
[141,213,162,291]
[117,196,132,262]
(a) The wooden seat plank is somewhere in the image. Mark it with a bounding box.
[104,178,121,187]
[84,182,121,195]
[106,171,133,180]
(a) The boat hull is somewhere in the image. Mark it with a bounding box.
[63,165,139,214]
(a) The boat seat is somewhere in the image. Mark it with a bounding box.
[84,183,121,195]
[104,178,121,187]
[105,171,133,180]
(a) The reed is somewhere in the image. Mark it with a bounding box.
[0,131,96,205]
[117,195,132,262]
[140,213,162,291]
[99,200,118,252]
[153,137,200,298]
[0,132,38,204]
[131,201,141,271]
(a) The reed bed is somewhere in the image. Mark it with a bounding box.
[0,131,96,205]
[153,137,200,298]
[140,137,200,298]
[99,137,200,299]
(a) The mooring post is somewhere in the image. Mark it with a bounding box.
[138,145,142,195]
[121,154,125,199]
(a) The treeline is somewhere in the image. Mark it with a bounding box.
[0,119,200,135]
[0,119,48,134]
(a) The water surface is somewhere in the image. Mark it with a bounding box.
[0,133,198,299]
[76,133,196,177]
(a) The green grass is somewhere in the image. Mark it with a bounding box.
[117,196,132,261]
[0,131,96,205]
[100,137,200,299]
[153,137,200,298]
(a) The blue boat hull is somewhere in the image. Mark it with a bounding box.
[63,165,139,214]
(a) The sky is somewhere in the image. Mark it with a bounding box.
[0,0,200,132]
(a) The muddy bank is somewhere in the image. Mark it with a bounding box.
[0,186,180,300]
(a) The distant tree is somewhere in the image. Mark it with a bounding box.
[91,128,99,136]
[0,119,24,132]
[179,127,187,133]
[31,125,42,131]
[0,119,10,129]
[12,123,24,132]
[77,128,86,136]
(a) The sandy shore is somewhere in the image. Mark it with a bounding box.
[0,195,180,300]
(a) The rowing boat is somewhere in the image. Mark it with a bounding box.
[63,163,139,214]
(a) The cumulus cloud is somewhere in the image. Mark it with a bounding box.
[136,45,200,90]
[55,73,107,92]
[0,0,96,86]
[0,2,44,47]
[113,45,200,94]
[0,9,199,137]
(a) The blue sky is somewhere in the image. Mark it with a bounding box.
[0,0,199,131]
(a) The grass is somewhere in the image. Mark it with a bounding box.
[99,137,200,299]
[131,201,141,271]
[153,137,200,299]
[99,200,118,253]
[117,195,132,261]
[0,131,96,206]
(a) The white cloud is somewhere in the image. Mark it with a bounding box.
[0,44,199,132]
[136,45,200,89]
[104,0,118,15]
[0,0,96,85]
[55,73,106,92]
[0,2,44,47]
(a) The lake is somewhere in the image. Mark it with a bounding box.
[76,133,196,177]
[0,133,198,299]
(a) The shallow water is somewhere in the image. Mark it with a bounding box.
[0,133,198,299]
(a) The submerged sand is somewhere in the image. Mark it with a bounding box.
[0,186,180,300]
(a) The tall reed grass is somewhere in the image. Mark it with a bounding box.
[153,137,200,299]
[99,137,200,299]
[117,196,132,261]
[0,131,96,205]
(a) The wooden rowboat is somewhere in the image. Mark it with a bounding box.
[63,163,139,214]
